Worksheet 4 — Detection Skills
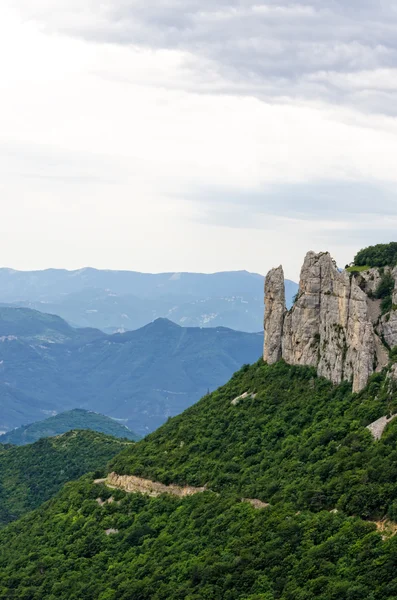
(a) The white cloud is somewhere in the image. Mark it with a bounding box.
[1,2,397,279]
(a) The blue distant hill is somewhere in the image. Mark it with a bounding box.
[0,267,297,333]
[0,307,263,437]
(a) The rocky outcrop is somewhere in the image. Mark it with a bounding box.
[264,251,389,392]
[367,414,397,440]
[263,266,286,364]
[102,472,207,497]
[231,392,257,406]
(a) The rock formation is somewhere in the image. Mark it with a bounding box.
[263,266,285,364]
[264,251,395,392]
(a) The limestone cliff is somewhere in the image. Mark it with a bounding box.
[263,265,285,364]
[264,251,392,392]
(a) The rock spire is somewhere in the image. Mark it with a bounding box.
[264,250,392,392]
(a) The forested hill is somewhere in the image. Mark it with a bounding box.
[0,430,131,527]
[110,359,397,516]
[0,409,138,445]
[2,360,397,598]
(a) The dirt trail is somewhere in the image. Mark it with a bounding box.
[95,473,269,509]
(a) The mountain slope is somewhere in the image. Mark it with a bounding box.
[109,359,397,517]
[0,306,104,343]
[0,308,263,435]
[0,409,138,445]
[0,430,131,527]
[1,361,397,598]
[0,267,298,333]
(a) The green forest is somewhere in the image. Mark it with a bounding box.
[0,430,131,526]
[1,360,397,598]
[353,242,397,268]
[111,360,397,519]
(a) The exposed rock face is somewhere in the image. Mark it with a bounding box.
[264,251,384,392]
[358,268,386,295]
[367,414,397,440]
[263,266,286,364]
[103,472,207,497]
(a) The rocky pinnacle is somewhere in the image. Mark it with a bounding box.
[263,251,387,393]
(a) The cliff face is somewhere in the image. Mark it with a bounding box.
[263,265,285,364]
[264,251,393,392]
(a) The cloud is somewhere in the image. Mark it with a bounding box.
[190,180,397,227]
[1,2,397,278]
[11,0,397,114]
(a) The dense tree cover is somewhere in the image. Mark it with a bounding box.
[111,360,397,519]
[0,430,131,526]
[2,361,397,598]
[1,477,397,600]
[0,409,138,445]
[354,242,397,268]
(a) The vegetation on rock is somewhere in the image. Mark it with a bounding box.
[374,271,396,314]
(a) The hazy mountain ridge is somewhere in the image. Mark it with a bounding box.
[0,267,297,333]
[0,307,263,435]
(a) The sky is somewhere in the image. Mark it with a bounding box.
[1,1,397,280]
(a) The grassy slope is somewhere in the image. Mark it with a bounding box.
[1,361,397,599]
[0,430,131,526]
[0,409,139,445]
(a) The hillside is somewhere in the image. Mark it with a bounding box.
[0,308,263,435]
[0,430,131,527]
[0,267,298,333]
[2,361,397,598]
[110,359,397,517]
[0,409,138,445]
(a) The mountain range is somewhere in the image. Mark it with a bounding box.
[0,307,263,436]
[1,244,397,598]
[0,267,297,333]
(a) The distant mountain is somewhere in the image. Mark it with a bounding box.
[0,429,130,526]
[0,307,263,436]
[0,267,297,333]
[0,409,138,445]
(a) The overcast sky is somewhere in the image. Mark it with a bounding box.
[1,1,397,280]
